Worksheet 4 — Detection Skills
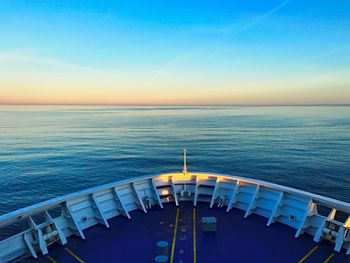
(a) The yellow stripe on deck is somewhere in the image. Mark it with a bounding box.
[64,247,85,263]
[324,253,335,263]
[170,208,180,263]
[298,246,319,263]
[193,208,197,263]
[47,255,57,263]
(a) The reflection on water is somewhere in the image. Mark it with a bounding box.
[0,106,349,215]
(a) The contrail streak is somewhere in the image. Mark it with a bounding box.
[219,0,291,44]
[156,0,292,75]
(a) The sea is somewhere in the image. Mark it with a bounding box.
[0,105,349,216]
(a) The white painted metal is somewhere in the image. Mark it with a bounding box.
[244,185,260,218]
[194,175,199,206]
[335,226,345,252]
[314,208,336,242]
[226,180,240,212]
[44,211,67,245]
[295,200,314,238]
[342,216,350,255]
[183,147,187,175]
[63,202,85,240]
[344,232,350,255]
[151,179,164,209]
[24,232,37,259]
[112,188,131,219]
[170,177,179,206]
[210,177,220,208]
[91,194,110,228]
[28,216,48,255]
[0,172,350,263]
[131,183,147,213]
[267,191,284,226]
[313,217,328,242]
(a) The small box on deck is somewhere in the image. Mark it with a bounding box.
[201,217,217,232]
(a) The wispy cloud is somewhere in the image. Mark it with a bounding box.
[216,0,291,45]
[305,45,350,61]
[284,45,350,72]
[155,50,200,77]
[0,52,114,75]
[156,0,292,76]
[206,0,291,58]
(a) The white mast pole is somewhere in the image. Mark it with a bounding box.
[183,147,187,175]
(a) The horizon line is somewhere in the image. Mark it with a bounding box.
[1,103,350,107]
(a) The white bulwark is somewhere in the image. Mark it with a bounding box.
[1,172,350,262]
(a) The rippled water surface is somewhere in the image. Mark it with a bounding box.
[0,105,349,215]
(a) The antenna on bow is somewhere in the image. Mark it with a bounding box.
[182,146,187,175]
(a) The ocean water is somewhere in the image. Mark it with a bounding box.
[0,105,350,216]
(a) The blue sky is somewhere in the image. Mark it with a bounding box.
[0,0,350,105]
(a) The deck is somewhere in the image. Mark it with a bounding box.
[30,202,348,263]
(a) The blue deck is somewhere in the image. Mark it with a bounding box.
[32,202,348,263]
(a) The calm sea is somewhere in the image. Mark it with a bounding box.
[0,106,349,216]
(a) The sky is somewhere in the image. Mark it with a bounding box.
[0,0,350,105]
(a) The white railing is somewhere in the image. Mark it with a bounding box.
[0,172,349,262]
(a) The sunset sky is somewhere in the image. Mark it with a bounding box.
[0,0,350,105]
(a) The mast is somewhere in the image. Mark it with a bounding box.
[182,147,187,175]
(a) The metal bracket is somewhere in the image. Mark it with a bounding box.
[63,203,85,240]
[91,194,110,228]
[210,177,220,208]
[151,179,163,208]
[113,188,131,219]
[132,183,147,213]
[267,191,284,226]
[226,180,240,212]
[45,211,67,245]
[295,200,314,238]
[170,177,179,206]
[244,185,260,218]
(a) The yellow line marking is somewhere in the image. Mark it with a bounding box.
[170,208,180,263]
[324,253,335,263]
[47,255,57,263]
[298,246,319,263]
[64,248,85,263]
[193,208,197,263]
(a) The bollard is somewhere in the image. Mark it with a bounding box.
[155,255,168,263]
[157,240,169,256]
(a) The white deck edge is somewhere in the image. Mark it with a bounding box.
[1,172,350,227]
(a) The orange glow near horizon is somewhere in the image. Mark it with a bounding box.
[1,1,350,106]
[2,85,350,106]
[1,54,350,106]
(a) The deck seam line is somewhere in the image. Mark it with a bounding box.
[64,247,85,263]
[47,255,57,263]
[324,253,335,263]
[298,245,319,263]
[170,208,180,263]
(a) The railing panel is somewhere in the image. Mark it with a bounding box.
[1,172,350,263]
